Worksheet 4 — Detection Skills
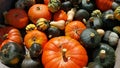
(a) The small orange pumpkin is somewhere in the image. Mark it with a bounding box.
[65,21,86,40]
[24,29,48,49]
[28,4,52,24]
[5,8,29,29]
[53,10,68,21]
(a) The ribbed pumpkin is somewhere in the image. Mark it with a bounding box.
[42,36,88,68]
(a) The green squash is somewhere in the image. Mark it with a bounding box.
[93,43,115,68]
[46,26,61,39]
[80,28,101,48]
[0,42,25,67]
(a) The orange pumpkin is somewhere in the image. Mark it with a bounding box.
[0,26,23,49]
[42,36,88,68]
[28,4,52,24]
[65,21,86,40]
[53,10,68,21]
[24,29,48,49]
[5,8,29,29]
[95,0,113,11]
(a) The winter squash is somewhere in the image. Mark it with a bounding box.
[0,26,23,49]
[65,21,86,40]
[95,0,119,11]
[46,26,61,39]
[92,43,115,68]
[42,36,88,68]
[24,29,48,49]
[74,9,90,22]
[53,10,68,21]
[48,0,61,13]
[103,30,119,46]
[81,0,94,12]
[86,16,103,29]
[5,8,29,29]
[28,4,51,24]
[36,18,50,31]
[0,42,25,67]
[61,1,72,12]
[80,28,101,48]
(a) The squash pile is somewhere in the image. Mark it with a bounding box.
[0,0,120,68]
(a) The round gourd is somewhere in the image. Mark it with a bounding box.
[92,43,115,68]
[0,42,25,67]
[36,18,50,31]
[46,26,61,39]
[80,28,101,48]
[42,36,88,68]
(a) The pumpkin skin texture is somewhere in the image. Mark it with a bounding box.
[53,10,68,21]
[80,28,101,48]
[28,4,51,24]
[24,30,48,49]
[0,42,25,67]
[0,26,23,49]
[65,21,86,40]
[95,0,113,11]
[42,36,88,68]
[5,8,29,29]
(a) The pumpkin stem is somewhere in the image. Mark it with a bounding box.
[90,33,95,38]
[86,0,90,4]
[62,48,68,62]
[99,50,106,63]
[36,7,41,10]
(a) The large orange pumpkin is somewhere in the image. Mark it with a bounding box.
[65,21,86,40]
[28,4,52,24]
[5,8,29,29]
[42,36,88,68]
[24,29,48,49]
[0,26,23,49]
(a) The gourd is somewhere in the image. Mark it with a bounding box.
[80,28,101,48]
[103,30,119,46]
[0,42,25,67]
[92,43,115,68]
[42,36,88,68]
[48,0,61,13]
[36,18,50,31]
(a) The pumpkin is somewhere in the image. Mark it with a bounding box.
[5,8,29,29]
[92,43,115,68]
[95,0,119,11]
[48,0,61,13]
[28,4,51,24]
[53,10,68,21]
[0,42,25,67]
[24,29,48,49]
[36,18,50,31]
[65,21,86,40]
[42,36,88,68]
[0,26,23,49]
[44,0,50,5]
[80,28,101,48]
